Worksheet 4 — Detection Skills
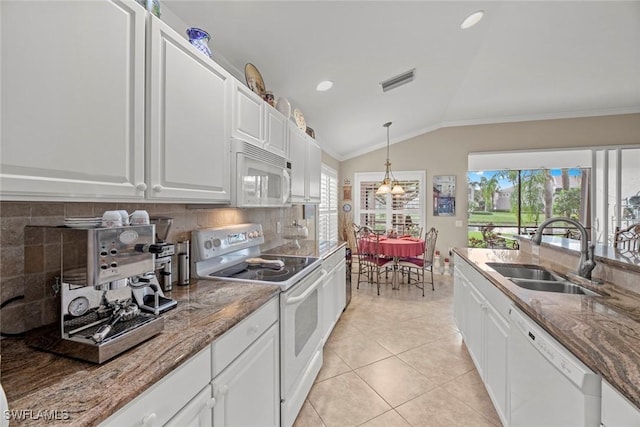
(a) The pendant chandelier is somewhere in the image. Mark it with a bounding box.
[376,122,405,196]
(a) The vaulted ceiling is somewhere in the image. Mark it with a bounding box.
[164,1,640,160]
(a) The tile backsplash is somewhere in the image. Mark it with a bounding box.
[0,201,315,334]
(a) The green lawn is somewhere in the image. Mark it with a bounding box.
[468,210,543,227]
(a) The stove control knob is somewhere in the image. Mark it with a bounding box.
[213,238,222,248]
[249,232,256,238]
[204,240,213,250]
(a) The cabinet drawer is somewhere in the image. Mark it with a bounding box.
[211,297,278,377]
[101,345,211,427]
[323,247,345,272]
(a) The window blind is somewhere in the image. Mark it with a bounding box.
[319,165,338,243]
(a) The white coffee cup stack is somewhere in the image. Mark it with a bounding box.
[130,210,150,225]
[102,211,123,228]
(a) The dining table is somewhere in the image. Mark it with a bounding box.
[359,235,425,290]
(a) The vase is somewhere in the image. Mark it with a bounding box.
[186,28,212,58]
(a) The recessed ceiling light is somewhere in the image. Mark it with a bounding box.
[316,80,333,91]
[460,10,484,29]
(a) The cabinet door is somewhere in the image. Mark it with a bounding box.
[289,125,307,202]
[231,82,264,146]
[465,282,485,377]
[485,304,509,426]
[453,267,467,337]
[321,265,337,344]
[602,381,640,427]
[212,323,279,427]
[265,105,288,158]
[165,385,214,427]
[306,138,322,202]
[335,262,347,315]
[147,16,231,202]
[1,0,146,200]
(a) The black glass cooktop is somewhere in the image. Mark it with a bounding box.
[208,254,319,283]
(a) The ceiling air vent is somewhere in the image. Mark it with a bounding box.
[380,68,416,92]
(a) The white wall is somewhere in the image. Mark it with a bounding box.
[339,113,640,253]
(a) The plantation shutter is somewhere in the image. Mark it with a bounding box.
[319,165,339,243]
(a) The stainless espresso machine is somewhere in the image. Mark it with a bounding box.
[26,224,176,363]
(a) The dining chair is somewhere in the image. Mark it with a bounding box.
[397,227,438,296]
[353,224,393,295]
[613,223,640,254]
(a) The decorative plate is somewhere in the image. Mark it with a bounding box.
[275,97,291,119]
[244,63,265,97]
[294,108,306,131]
[342,203,352,213]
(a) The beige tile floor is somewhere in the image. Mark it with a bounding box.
[293,271,502,427]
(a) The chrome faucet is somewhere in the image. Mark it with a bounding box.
[531,217,596,280]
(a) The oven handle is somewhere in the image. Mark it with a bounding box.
[284,270,327,306]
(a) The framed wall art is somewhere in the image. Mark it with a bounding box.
[433,175,456,216]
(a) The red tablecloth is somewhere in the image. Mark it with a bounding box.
[359,236,425,258]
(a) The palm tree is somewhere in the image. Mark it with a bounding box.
[480,176,500,211]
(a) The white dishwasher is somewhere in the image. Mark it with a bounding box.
[509,306,601,427]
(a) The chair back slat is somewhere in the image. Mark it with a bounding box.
[423,227,439,263]
[614,224,640,254]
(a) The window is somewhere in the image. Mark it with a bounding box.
[319,164,338,243]
[354,171,426,234]
[467,168,589,247]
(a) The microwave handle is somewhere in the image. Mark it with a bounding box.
[283,168,292,205]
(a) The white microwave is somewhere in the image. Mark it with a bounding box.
[231,139,291,207]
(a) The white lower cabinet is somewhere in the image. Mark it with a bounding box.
[212,323,279,427]
[101,345,212,427]
[485,302,509,424]
[166,385,214,427]
[321,248,347,344]
[601,381,640,427]
[453,258,510,426]
[101,297,279,427]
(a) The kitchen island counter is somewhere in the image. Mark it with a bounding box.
[0,279,280,426]
[454,247,640,409]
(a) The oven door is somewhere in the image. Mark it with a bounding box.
[236,152,291,207]
[280,267,326,426]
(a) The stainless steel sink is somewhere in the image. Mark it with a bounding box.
[486,263,562,281]
[486,262,600,296]
[509,278,600,296]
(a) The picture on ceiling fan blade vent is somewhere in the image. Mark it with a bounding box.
[245,63,266,97]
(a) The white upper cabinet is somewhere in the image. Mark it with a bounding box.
[306,138,322,202]
[230,81,288,158]
[0,0,146,200]
[265,105,289,158]
[231,83,265,145]
[289,123,321,203]
[147,16,231,202]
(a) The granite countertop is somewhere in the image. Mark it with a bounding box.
[265,240,346,260]
[453,247,640,408]
[0,279,280,426]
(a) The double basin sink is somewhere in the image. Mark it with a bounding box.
[486,263,600,297]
